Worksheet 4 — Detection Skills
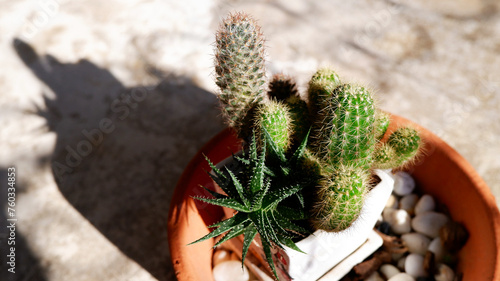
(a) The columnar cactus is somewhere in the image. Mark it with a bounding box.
[214,13,267,138]
[254,100,293,154]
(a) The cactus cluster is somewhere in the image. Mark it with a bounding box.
[192,12,423,279]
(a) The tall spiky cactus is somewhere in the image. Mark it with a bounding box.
[215,13,267,138]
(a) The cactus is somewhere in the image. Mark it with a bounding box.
[254,100,293,154]
[374,110,391,140]
[373,127,422,169]
[311,83,376,169]
[268,73,298,102]
[192,11,424,278]
[214,13,267,138]
[311,165,370,231]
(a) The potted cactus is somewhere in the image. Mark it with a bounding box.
[184,12,422,280]
[168,11,500,281]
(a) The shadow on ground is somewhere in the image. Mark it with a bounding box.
[13,39,224,281]
[0,169,48,281]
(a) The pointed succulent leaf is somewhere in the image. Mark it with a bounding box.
[241,225,258,266]
[189,213,248,245]
[249,142,266,194]
[226,168,250,207]
[261,238,279,280]
[290,128,310,165]
[214,222,248,247]
[277,236,305,254]
[263,184,302,211]
[263,127,286,162]
[194,196,250,212]
[251,178,271,211]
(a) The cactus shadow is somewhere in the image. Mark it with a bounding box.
[0,169,48,281]
[13,38,224,280]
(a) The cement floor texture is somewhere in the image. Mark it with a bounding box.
[0,0,499,280]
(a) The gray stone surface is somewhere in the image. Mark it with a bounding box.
[0,0,498,280]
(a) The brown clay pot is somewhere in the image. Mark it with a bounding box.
[167,114,500,281]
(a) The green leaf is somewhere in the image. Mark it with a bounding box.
[194,196,250,212]
[214,223,247,247]
[290,128,310,165]
[251,178,271,210]
[261,238,279,280]
[263,127,286,162]
[277,236,305,254]
[274,211,309,235]
[241,225,257,266]
[249,141,266,194]
[226,168,250,207]
[189,213,248,245]
[262,184,302,211]
[277,205,308,220]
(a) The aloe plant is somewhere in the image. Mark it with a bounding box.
[191,131,318,278]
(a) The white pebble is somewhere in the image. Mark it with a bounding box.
[380,264,401,279]
[386,194,399,209]
[365,271,384,281]
[428,237,445,263]
[405,254,427,278]
[393,171,416,196]
[435,263,455,281]
[415,194,435,215]
[388,273,416,281]
[401,233,431,255]
[397,255,407,271]
[412,212,449,238]
[387,272,415,281]
[213,260,249,281]
[212,249,232,266]
[383,209,412,234]
[400,194,419,215]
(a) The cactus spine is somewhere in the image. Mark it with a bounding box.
[215,13,267,138]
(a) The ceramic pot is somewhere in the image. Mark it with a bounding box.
[167,114,500,281]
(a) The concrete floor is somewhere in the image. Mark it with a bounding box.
[0,0,499,280]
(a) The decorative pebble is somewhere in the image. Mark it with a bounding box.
[412,212,449,238]
[439,221,469,253]
[212,249,232,266]
[397,255,407,271]
[393,171,416,196]
[405,254,427,278]
[400,194,419,215]
[428,237,444,262]
[213,260,250,281]
[388,272,416,281]
[401,233,431,255]
[434,263,455,281]
[386,194,399,209]
[380,264,401,279]
[415,195,435,215]
[384,209,412,234]
[365,271,384,281]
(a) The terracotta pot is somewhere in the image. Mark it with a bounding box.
[167,114,500,281]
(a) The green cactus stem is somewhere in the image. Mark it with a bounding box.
[374,110,391,141]
[214,12,267,138]
[254,100,293,154]
[313,84,376,169]
[310,165,370,232]
[307,68,342,115]
[372,127,422,169]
